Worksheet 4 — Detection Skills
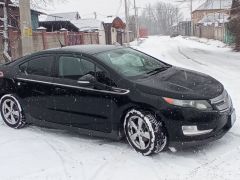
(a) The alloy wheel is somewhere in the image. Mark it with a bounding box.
[2,99,20,125]
[127,115,151,150]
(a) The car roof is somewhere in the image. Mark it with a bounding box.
[42,45,124,55]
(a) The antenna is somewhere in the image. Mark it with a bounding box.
[56,32,66,48]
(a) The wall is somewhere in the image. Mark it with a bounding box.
[0,30,99,62]
[83,32,99,44]
[195,24,226,42]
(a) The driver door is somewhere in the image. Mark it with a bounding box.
[52,54,113,132]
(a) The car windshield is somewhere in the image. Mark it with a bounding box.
[95,48,170,78]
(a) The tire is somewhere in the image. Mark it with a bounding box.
[124,109,167,156]
[0,94,26,129]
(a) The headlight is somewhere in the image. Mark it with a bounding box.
[163,97,212,110]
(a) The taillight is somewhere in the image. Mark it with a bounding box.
[0,71,4,78]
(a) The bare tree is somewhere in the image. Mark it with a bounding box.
[0,0,64,63]
[139,2,183,35]
[0,0,11,62]
[228,0,240,51]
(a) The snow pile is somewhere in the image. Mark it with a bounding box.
[181,36,228,48]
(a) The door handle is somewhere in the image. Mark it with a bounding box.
[17,81,28,86]
[55,87,66,93]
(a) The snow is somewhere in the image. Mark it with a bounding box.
[45,12,80,21]
[71,19,104,32]
[101,16,116,24]
[1,36,240,180]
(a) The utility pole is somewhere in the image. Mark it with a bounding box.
[94,12,97,19]
[124,0,130,46]
[134,0,139,43]
[19,0,33,56]
[190,0,193,36]
[2,0,11,62]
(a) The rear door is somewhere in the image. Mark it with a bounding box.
[52,54,114,132]
[15,55,58,124]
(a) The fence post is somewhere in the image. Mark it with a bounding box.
[37,27,47,50]
[63,31,68,46]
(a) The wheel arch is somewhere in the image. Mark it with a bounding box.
[118,103,169,139]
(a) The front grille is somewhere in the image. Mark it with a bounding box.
[210,90,232,112]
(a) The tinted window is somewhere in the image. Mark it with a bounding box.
[58,56,115,86]
[58,56,95,80]
[19,56,54,77]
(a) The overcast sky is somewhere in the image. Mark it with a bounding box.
[44,0,204,20]
[47,0,178,18]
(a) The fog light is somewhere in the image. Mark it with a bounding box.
[182,126,213,136]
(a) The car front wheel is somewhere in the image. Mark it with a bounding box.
[0,94,26,129]
[124,109,167,156]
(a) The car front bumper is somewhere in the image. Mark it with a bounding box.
[161,107,236,149]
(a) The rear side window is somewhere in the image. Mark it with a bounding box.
[19,56,54,77]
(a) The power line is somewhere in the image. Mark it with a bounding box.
[116,0,123,16]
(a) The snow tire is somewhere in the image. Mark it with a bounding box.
[124,109,167,156]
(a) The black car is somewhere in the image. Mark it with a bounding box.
[0,45,236,155]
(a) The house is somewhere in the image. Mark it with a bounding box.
[40,14,106,44]
[39,12,82,32]
[197,12,230,26]
[192,0,232,25]
[102,16,126,45]
[0,0,43,30]
[71,19,106,45]
[192,0,234,43]
[39,20,79,32]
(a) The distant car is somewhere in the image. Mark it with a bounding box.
[0,45,236,155]
[170,33,179,38]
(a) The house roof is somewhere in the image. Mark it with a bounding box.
[39,21,79,32]
[70,19,104,32]
[0,1,44,14]
[198,12,230,25]
[101,16,126,24]
[46,12,81,21]
[196,0,232,11]
[0,0,13,4]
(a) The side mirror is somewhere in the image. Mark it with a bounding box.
[78,74,96,84]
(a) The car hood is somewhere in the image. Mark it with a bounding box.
[134,67,224,100]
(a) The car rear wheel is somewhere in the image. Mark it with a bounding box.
[0,95,26,129]
[124,109,167,156]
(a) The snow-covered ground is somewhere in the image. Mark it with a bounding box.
[1,36,240,180]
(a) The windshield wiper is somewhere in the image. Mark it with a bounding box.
[146,66,170,75]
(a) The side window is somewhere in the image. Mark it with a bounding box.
[19,56,54,77]
[81,59,95,76]
[58,56,83,80]
[19,62,28,73]
[58,56,116,86]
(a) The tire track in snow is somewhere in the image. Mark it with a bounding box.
[28,127,73,180]
[88,151,127,180]
[188,146,240,179]
[178,46,207,66]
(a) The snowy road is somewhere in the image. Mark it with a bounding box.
[0,36,240,180]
